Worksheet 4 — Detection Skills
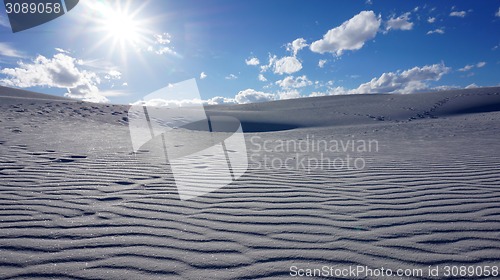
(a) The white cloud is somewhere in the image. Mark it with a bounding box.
[234,89,275,104]
[273,56,302,75]
[0,43,26,58]
[200,72,207,79]
[104,70,122,80]
[465,83,479,89]
[0,53,125,103]
[310,10,381,55]
[260,54,276,72]
[432,85,461,91]
[385,12,414,32]
[245,57,260,66]
[154,33,171,44]
[55,48,70,54]
[496,7,500,17]
[0,14,9,28]
[155,47,177,55]
[476,61,486,68]
[258,74,267,82]
[458,64,474,72]
[147,33,178,56]
[275,75,312,89]
[353,63,450,94]
[286,38,308,56]
[225,74,238,80]
[309,91,326,97]
[459,62,486,72]
[427,17,436,23]
[207,96,236,105]
[133,98,205,108]
[328,86,350,95]
[318,59,327,68]
[130,89,277,106]
[450,11,467,17]
[309,86,349,97]
[277,89,301,100]
[427,28,444,35]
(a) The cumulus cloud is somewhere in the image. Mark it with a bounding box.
[234,89,275,104]
[427,28,444,35]
[0,53,125,102]
[245,57,260,66]
[310,10,381,55]
[277,89,301,100]
[0,43,26,58]
[133,98,205,108]
[328,86,350,95]
[105,70,122,80]
[200,72,207,79]
[318,59,327,68]
[354,63,450,94]
[496,7,500,17]
[147,33,178,56]
[286,38,308,56]
[207,96,236,105]
[258,74,267,82]
[309,91,326,97]
[309,86,349,97]
[154,33,171,44]
[450,11,467,17]
[385,12,414,32]
[132,64,454,105]
[132,88,278,106]
[66,83,108,103]
[275,75,312,89]
[257,54,303,75]
[427,17,436,23]
[273,56,303,75]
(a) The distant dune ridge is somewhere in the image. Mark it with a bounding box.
[1,86,500,279]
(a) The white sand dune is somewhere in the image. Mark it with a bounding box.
[1,86,500,279]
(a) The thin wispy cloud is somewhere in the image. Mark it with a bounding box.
[427,28,445,35]
[0,43,26,58]
[459,62,486,72]
[0,14,10,28]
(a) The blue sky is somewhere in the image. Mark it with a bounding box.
[0,0,499,104]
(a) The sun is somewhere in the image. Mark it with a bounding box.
[104,12,140,45]
[83,0,152,62]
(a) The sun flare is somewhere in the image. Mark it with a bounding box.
[83,0,152,61]
[104,12,140,44]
